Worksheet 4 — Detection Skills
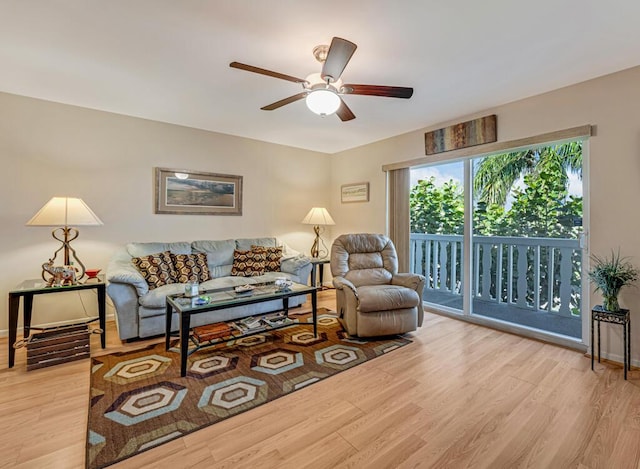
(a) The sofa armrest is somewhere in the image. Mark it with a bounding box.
[280,254,311,275]
[106,259,149,297]
[106,282,140,340]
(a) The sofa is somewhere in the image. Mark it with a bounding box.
[106,237,312,340]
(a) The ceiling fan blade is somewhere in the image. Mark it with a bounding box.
[230,62,307,84]
[260,92,307,111]
[336,98,356,121]
[321,37,357,82]
[342,84,413,99]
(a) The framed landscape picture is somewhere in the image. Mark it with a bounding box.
[155,167,243,215]
[341,182,369,203]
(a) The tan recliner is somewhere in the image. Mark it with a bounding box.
[330,233,425,337]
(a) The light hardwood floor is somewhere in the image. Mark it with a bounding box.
[1,290,639,468]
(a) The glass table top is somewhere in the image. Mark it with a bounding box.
[167,281,315,313]
[10,276,105,294]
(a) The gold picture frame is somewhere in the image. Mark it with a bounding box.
[154,167,243,215]
[341,182,369,203]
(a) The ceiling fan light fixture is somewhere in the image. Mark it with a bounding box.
[305,88,341,116]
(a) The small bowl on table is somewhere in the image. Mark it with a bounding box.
[85,269,101,280]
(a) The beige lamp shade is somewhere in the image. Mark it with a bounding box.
[301,207,334,258]
[26,197,103,227]
[301,207,335,226]
[26,197,103,281]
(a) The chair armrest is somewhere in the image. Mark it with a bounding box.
[332,276,358,297]
[392,273,425,292]
[332,276,359,331]
[392,273,425,326]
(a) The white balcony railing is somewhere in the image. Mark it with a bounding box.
[410,234,582,317]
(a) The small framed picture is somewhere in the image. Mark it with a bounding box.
[155,167,243,215]
[341,182,369,203]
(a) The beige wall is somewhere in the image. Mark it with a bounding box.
[330,65,640,365]
[0,92,330,332]
[3,65,639,364]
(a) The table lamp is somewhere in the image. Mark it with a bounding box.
[26,197,103,280]
[301,207,335,258]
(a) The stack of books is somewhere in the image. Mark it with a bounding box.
[233,316,268,333]
[192,322,235,343]
[263,313,294,328]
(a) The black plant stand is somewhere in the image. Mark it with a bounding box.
[591,305,630,380]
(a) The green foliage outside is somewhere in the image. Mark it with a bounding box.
[410,178,464,235]
[410,142,583,238]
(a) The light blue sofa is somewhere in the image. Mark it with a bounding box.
[106,237,312,340]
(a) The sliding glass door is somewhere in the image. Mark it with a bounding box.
[409,141,585,341]
[471,142,583,338]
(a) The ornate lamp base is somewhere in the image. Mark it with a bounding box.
[310,225,329,258]
[41,226,86,283]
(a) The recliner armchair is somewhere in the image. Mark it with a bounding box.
[330,233,426,337]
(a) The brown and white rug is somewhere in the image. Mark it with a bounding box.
[86,309,411,468]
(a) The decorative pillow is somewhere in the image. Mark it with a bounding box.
[231,249,266,276]
[252,245,283,272]
[131,251,177,290]
[171,252,211,283]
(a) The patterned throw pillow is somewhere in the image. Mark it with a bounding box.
[131,251,177,290]
[171,252,211,283]
[231,249,266,276]
[251,245,283,272]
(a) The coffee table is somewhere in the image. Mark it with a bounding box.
[165,281,317,376]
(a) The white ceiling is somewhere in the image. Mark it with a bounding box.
[1,1,639,154]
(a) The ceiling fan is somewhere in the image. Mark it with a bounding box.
[230,37,413,121]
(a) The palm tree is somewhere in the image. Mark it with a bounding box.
[473,141,582,206]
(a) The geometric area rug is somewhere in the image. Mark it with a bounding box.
[86,309,411,468]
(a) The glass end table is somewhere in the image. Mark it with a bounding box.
[8,277,106,368]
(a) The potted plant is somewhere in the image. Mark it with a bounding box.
[588,250,639,312]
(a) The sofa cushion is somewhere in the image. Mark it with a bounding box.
[191,239,235,278]
[138,272,301,311]
[138,283,185,310]
[201,275,260,291]
[356,284,420,313]
[127,242,192,258]
[236,237,277,251]
[231,249,266,276]
[171,252,211,283]
[252,245,282,272]
[131,251,177,290]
